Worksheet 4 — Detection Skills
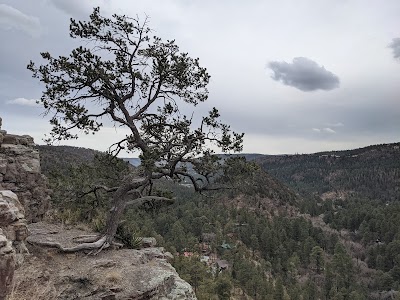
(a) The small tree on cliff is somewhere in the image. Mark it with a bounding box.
[28,8,243,252]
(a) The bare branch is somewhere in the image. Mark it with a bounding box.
[125,196,174,209]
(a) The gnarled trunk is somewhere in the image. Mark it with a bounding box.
[103,176,147,243]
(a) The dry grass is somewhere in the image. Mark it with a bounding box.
[104,270,122,284]
[9,278,59,300]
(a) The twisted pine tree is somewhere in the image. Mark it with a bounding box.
[28,7,243,252]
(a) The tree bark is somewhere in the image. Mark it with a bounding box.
[103,176,147,243]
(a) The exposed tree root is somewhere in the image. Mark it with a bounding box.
[28,235,111,254]
[72,235,101,243]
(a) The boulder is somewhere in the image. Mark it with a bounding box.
[141,237,157,248]
[0,190,25,226]
[0,190,29,299]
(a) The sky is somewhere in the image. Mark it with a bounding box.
[0,0,399,156]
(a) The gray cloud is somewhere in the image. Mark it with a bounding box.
[268,57,340,91]
[0,0,399,155]
[388,38,400,60]
[0,4,42,38]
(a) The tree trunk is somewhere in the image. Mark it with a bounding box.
[27,176,149,254]
[103,176,147,243]
[104,193,128,243]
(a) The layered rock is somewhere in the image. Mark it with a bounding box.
[0,117,50,222]
[0,190,29,300]
[0,190,29,255]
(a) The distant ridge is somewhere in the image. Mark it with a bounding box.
[253,142,400,202]
[38,145,100,174]
[121,157,141,167]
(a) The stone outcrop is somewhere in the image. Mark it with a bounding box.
[0,190,29,256]
[0,117,50,222]
[0,229,15,300]
[16,222,197,300]
[0,190,29,300]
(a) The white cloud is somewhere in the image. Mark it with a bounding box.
[327,122,344,127]
[7,98,39,107]
[0,4,42,38]
[312,128,321,133]
[323,127,336,133]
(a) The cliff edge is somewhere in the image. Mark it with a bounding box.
[10,222,196,300]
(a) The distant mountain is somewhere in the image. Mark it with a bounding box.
[37,145,133,176]
[252,142,400,202]
[121,157,141,167]
[38,145,100,175]
[40,141,400,204]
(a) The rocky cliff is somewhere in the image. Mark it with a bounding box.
[16,222,197,300]
[0,117,197,300]
[0,117,50,222]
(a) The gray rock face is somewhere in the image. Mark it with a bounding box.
[0,191,29,300]
[0,229,15,300]
[0,191,29,254]
[0,118,50,222]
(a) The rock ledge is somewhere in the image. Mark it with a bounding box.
[13,222,197,300]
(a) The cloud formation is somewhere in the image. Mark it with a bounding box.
[268,57,340,91]
[388,38,400,60]
[312,127,336,134]
[49,0,106,17]
[326,122,344,127]
[323,127,336,133]
[7,98,39,107]
[0,4,42,37]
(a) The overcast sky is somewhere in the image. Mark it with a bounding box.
[0,0,399,156]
